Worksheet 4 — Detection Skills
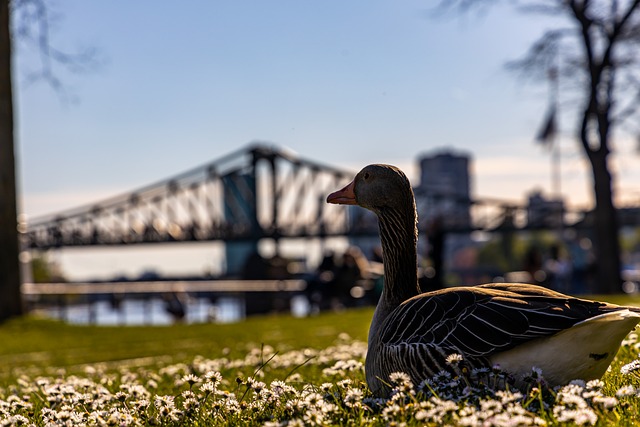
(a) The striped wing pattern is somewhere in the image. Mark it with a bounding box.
[375,284,612,380]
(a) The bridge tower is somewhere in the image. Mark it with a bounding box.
[222,146,281,276]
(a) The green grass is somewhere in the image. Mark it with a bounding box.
[588,293,640,307]
[2,294,638,377]
[0,296,639,425]
[0,308,372,381]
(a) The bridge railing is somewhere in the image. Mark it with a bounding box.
[22,279,308,324]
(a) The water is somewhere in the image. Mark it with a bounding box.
[39,295,310,325]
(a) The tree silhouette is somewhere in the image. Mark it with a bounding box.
[444,0,640,293]
[0,0,98,320]
[0,0,21,320]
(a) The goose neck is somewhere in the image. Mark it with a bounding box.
[377,206,420,307]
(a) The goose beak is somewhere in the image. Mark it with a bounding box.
[327,180,357,205]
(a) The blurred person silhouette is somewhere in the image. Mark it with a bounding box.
[543,244,570,292]
[305,250,337,313]
[164,288,187,323]
[420,216,445,292]
[333,246,368,309]
[567,235,594,294]
[523,245,544,284]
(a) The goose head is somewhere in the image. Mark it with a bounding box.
[327,164,420,308]
[326,164,414,214]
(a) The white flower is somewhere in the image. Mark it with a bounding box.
[585,379,604,390]
[389,372,412,386]
[320,383,334,392]
[3,414,30,426]
[287,373,303,383]
[592,395,618,409]
[303,392,324,406]
[381,403,403,420]
[181,374,200,386]
[303,408,326,426]
[344,388,363,408]
[568,379,586,388]
[557,392,588,409]
[336,379,352,389]
[445,353,463,365]
[620,359,640,375]
[270,380,294,396]
[621,332,638,347]
[496,390,523,405]
[205,371,223,385]
[615,385,636,398]
[553,407,597,425]
[182,397,200,412]
[200,381,216,394]
[134,399,150,411]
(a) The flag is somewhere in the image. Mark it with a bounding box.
[536,105,557,145]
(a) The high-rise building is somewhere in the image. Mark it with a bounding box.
[415,150,472,229]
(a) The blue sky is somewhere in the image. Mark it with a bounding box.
[14,1,640,279]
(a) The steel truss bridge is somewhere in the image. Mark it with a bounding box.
[27,145,354,248]
[25,143,607,251]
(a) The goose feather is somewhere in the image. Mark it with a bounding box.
[327,164,640,396]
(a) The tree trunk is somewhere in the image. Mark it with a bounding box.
[0,0,23,320]
[587,148,621,294]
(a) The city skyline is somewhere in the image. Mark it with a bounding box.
[15,1,640,279]
[25,141,564,221]
[22,142,610,282]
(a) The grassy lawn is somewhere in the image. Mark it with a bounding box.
[0,308,372,379]
[3,295,638,376]
[0,296,639,425]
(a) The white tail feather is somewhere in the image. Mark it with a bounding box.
[490,310,640,386]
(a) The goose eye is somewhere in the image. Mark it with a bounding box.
[363,172,370,180]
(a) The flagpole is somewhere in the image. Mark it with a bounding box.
[548,66,564,242]
[549,66,560,199]
[535,65,562,235]
[551,118,560,198]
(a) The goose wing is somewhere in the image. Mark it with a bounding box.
[378,285,616,363]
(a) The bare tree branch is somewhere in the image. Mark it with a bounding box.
[439,0,640,293]
[434,0,502,16]
[505,29,574,81]
[12,0,102,99]
[613,72,640,123]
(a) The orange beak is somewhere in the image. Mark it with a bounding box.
[327,180,357,205]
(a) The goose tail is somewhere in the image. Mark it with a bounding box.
[491,309,640,387]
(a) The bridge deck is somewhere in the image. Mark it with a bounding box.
[22,280,307,296]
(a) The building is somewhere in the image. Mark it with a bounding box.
[414,150,472,230]
[527,190,564,228]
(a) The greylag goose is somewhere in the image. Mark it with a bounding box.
[327,164,640,397]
